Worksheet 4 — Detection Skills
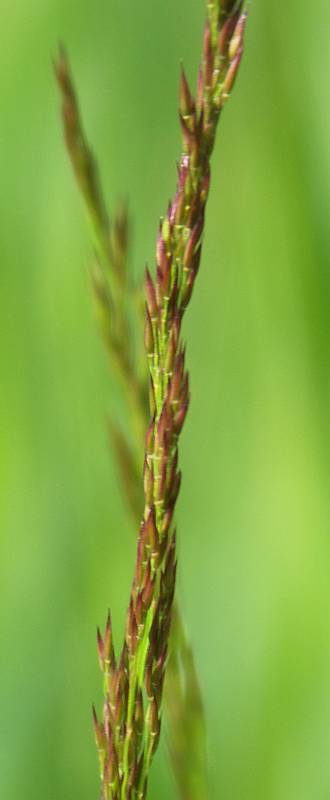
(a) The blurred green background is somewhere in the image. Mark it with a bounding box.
[1,1,330,798]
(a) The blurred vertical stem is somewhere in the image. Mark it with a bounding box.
[55,48,147,449]
[55,50,208,800]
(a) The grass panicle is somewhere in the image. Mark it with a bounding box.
[55,1,247,797]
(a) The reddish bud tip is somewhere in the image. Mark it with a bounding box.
[218,3,243,57]
[229,10,247,61]
[174,399,189,435]
[97,627,104,668]
[92,703,98,726]
[222,48,243,98]
[145,267,158,318]
[103,611,115,670]
[92,705,106,751]
[179,66,195,118]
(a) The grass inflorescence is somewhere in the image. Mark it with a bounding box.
[55,1,247,798]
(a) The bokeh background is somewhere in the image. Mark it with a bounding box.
[1,1,330,798]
